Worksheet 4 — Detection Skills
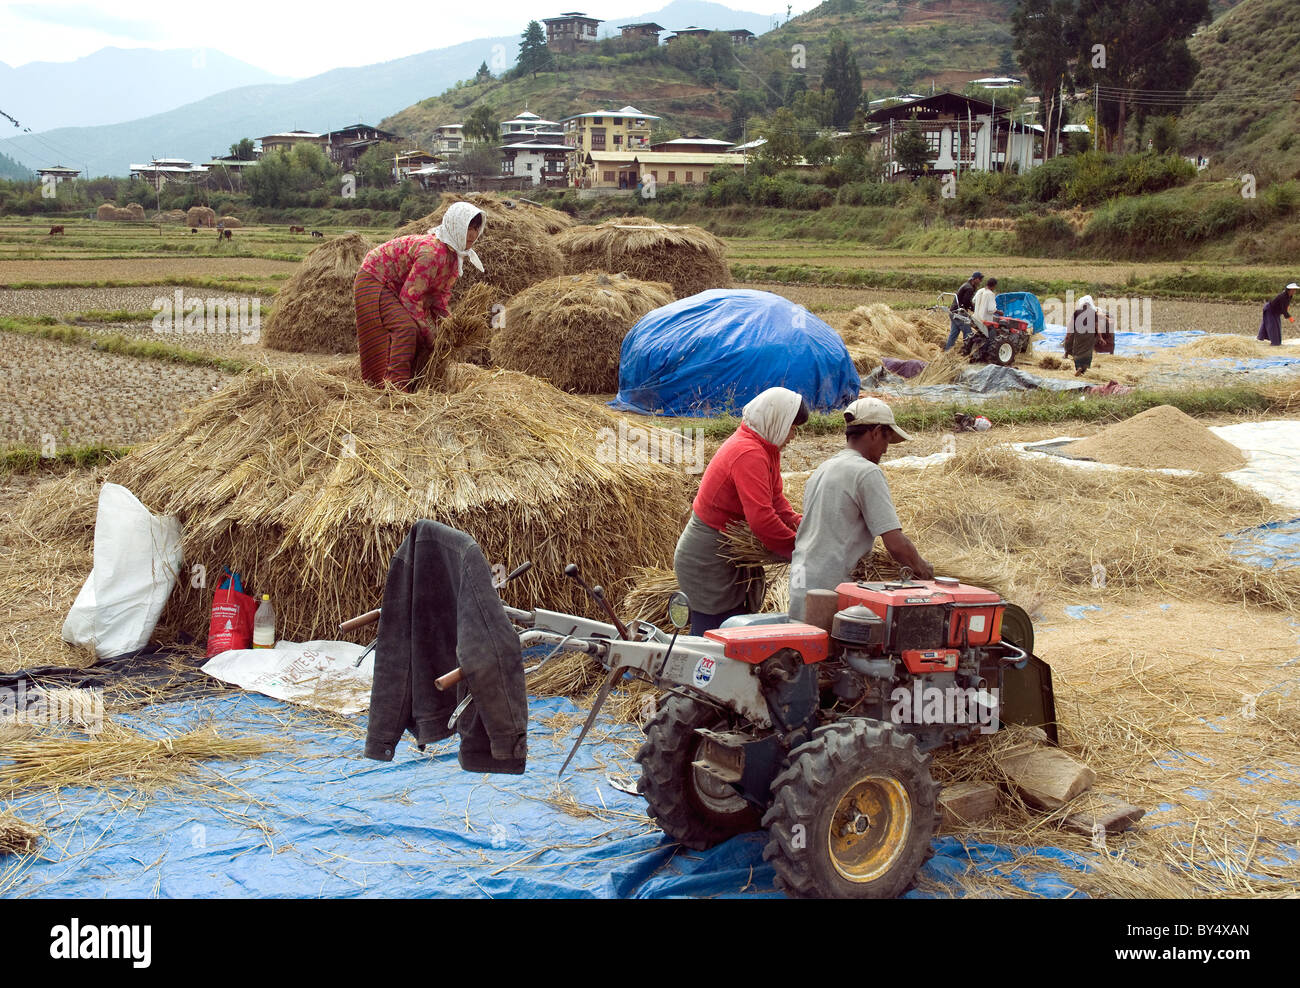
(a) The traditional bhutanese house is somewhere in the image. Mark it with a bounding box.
[325,123,398,169]
[500,140,570,186]
[562,105,659,175]
[36,165,80,184]
[500,110,564,143]
[866,92,1056,176]
[258,131,327,155]
[394,149,440,180]
[572,149,742,189]
[649,136,735,154]
[543,12,602,53]
[664,26,712,44]
[618,22,664,47]
[128,157,209,186]
[432,124,464,155]
[728,29,756,45]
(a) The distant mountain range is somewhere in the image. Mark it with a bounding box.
[0,46,293,132]
[0,4,780,178]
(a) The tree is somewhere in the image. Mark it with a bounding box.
[228,137,256,161]
[355,141,405,189]
[784,72,807,108]
[760,108,804,168]
[463,104,500,145]
[1147,115,1179,154]
[475,61,492,83]
[893,118,932,174]
[1011,0,1078,159]
[518,21,548,78]
[1073,0,1209,151]
[821,38,862,129]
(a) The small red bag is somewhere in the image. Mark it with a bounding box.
[207,573,257,657]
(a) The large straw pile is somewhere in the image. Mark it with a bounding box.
[105,363,695,644]
[1174,335,1271,359]
[555,217,731,299]
[513,198,575,234]
[186,205,217,227]
[396,193,564,300]
[493,272,674,393]
[1062,405,1247,472]
[261,233,374,353]
[837,304,949,371]
[95,203,144,222]
[218,216,243,229]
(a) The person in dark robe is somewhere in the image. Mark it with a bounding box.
[1257,283,1298,347]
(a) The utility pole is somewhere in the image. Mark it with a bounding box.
[1094,83,1099,151]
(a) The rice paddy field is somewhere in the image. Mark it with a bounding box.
[1,207,1298,901]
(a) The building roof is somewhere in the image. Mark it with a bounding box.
[1062,123,1091,133]
[729,29,755,37]
[727,137,767,152]
[969,76,1022,88]
[259,131,323,140]
[866,91,1008,123]
[130,162,208,173]
[653,137,734,149]
[37,165,80,173]
[586,150,742,166]
[562,105,661,122]
[544,12,602,24]
[619,21,664,31]
[501,142,573,152]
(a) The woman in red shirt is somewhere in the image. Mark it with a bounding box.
[674,387,809,634]
[353,201,485,390]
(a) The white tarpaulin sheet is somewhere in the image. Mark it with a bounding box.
[202,640,374,715]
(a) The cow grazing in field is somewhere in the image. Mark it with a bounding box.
[48,225,64,235]
[289,225,305,234]
[311,230,324,238]
[223,229,233,239]
[191,227,198,233]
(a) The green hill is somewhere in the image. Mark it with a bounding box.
[1183,0,1300,180]
[381,0,1021,146]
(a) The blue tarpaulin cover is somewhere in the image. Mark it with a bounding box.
[1226,517,1300,569]
[610,289,860,417]
[996,292,1045,333]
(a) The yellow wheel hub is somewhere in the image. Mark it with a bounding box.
[827,776,912,883]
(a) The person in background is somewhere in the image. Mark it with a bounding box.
[1257,282,1298,347]
[353,202,484,390]
[788,398,933,622]
[674,387,808,635]
[1064,294,1101,376]
[972,276,1001,328]
[944,272,983,351]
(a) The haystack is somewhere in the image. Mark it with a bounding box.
[837,303,949,371]
[125,202,146,221]
[1174,335,1271,360]
[513,198,574,234]
[555,217,731,299]
[187,205,217,228]
[153,209,187,224]
[262,233,374,353]
[218,216,243,229]
[106,364,695,644]
[1062,405,1247,472]
[95,203,143,222]
[493,272,674,393]
[395,193,564,300]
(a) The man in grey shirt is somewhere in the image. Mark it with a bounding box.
[788,398,933,621]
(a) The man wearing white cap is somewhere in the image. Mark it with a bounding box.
[788,398,933,622]
[1257,283,1298,347]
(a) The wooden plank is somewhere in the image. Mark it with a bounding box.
[995,745,1096,810]
[1063,794,1146,835]
[939,780,999,829]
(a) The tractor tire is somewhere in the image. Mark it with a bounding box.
[990,335,1016,366]
[761,719,940,899]
[635,695,762,850]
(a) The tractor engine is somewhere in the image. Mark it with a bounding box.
[821,577,1007,747]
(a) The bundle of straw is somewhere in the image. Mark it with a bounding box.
[837,303,949,371]
[0,813,42,855]
[262,233,375,354]
[186,205,217,228]
[494,272,674,393]
[396,193,564,299]
[1175,335,1272,359]
[555,217,731,299]
[106,363,695,643]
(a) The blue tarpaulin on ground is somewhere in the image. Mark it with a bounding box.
[610,289,860,417]
[1226,517,1300,569]
[4,689,1104,899]
[996,292,1045,333]
[1040,325,1300,368]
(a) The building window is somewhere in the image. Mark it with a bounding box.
[592,117,602,124]
[668,171,676,182]
[614,118,623,125]
[603,171,615,183]
[686,171,693,182]
[651,171,658,180]
[614,134,622,145]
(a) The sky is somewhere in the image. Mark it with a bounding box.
[0,1,822,78]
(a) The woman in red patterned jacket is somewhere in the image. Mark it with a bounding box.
[673,387,809,634]
[353,201,485,389]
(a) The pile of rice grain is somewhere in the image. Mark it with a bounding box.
[1063,405,1247,472]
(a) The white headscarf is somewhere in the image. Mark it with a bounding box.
[1077,294,1096,310]
[429,201,485,276]
[741,387,805,447]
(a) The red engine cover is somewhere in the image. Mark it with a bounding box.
[703,623,829,664]
[835,580,1005,649]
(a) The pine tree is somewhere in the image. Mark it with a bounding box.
[518,21,548,78]
[475,61,492,83]
[821,39,862,130]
